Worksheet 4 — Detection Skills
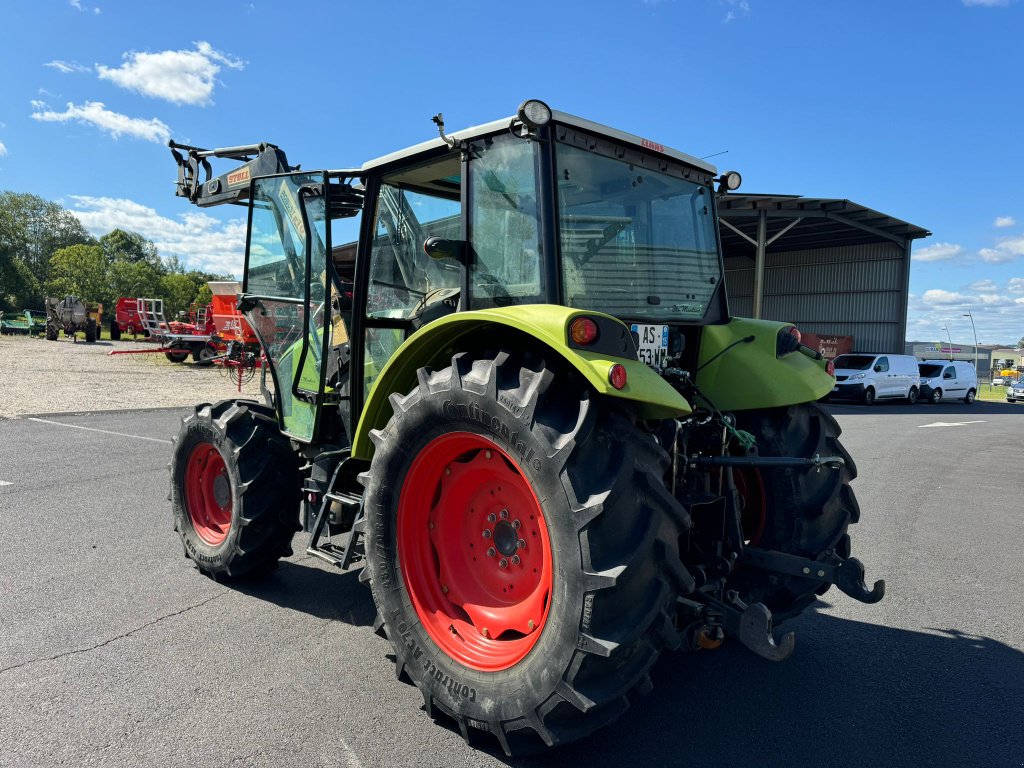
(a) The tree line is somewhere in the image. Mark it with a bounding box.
[0,191,230,318]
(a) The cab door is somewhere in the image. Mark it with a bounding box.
[242,171,337,443]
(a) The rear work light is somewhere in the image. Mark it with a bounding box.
[569,316,599,346]
[608,363,628,390]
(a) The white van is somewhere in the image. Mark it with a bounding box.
[917,360,978,404]
[831,353,921,405]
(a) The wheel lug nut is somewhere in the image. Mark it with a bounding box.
[482,529,491,539]
[441,585,448,594]
[528,620,535,631]
[487,547,496,557]
[511,555,521,565]
[500,509,509,519]
[517,539,526,549]
[444,467,451,476]
[482,628,490,638]
[485,451,492,459]
[499,559,508,569]
[487,513,496,523]
[512,519,521,530]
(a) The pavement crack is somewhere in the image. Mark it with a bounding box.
[0,592,227,677]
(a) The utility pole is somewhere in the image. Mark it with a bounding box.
[942,323,954,361]
[963,310,979,374]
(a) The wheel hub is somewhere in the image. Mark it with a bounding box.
[397,432,552,672]
[183,443,232,546]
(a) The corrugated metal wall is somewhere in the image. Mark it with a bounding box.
[724,242,906,353]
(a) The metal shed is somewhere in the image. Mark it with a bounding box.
[718,194,931,353]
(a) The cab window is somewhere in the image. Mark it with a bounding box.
[875,357,889,372]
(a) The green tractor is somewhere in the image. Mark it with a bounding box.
[166,101,883,754]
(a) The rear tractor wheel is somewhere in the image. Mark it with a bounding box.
[45,323,58,341]
[85,319,97,343]
[730,403,866,621]
[110,320,121,341]
[362,349,690,754]
[169,400,300,578]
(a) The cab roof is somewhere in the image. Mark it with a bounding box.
[359,109,718,175]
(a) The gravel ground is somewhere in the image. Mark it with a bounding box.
[0,334,264,418]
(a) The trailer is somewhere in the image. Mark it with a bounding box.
[0,309,46,336]
[107,298,216,363]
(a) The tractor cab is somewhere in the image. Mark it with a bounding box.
[197,101,733,446]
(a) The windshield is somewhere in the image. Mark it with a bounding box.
[919,364,943,377]
[834,355,875,370]
[555,141,721,321]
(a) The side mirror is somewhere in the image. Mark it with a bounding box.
[874,365,883,372]
[423,237,466,264]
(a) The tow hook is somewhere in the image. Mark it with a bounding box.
[686,592,796,662]
[742,548,886,604]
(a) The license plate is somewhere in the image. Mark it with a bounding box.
[631,324,669,368]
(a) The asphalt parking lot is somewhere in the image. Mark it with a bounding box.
[1,402,1022,767]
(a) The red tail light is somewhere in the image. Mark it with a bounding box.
[608,363,628,390]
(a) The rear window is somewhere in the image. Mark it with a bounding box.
[834,355,874,370]
[919,364,942,377]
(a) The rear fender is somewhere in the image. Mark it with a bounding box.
[351,305,692,459]
[696,317,834,412]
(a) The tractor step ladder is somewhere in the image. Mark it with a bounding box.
[136,297,170,342]
[306,488,364,569]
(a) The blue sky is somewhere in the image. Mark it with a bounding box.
[1,0,1022,343]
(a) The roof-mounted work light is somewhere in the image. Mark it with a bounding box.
[517,100,552,129]
[716,170,742,194]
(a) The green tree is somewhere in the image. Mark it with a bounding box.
[193,282,214,307]
[100,229,162,270]
[0,191,93,300]
[45,244,108,304]
[108,260,163,304]
[160,272,204,316]
[0,246,40,311]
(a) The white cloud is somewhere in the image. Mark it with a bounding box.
[45,60,90,74]
[31,101,170,143]
[68,196,246,275]
[0,141,7,157]
[722,0,750,22]
[968,279,997,291]
[29,99,48,110]
[979,246,1018,264]
[912,242,964,262]
[922,289,970,305]
[994,216,1016,228]
[96,41,244,106]
[962,0,1011,6]
[69,0,100,11]
[1008,278,1024,293]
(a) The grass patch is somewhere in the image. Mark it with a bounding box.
[977,383,1015,402]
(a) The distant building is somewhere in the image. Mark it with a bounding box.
[904,342,1024,378]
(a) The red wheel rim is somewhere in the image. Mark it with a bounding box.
[733,467,766,546]
[184,443,232,545]
[397,432,553,672]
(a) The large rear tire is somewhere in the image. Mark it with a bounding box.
[45,323,57,341]
[730,403,860,621]
[165,348,189,363]
[362,349,690,755]
[110,320,121,341]
[85,319,97,343]
[169,400,300,578]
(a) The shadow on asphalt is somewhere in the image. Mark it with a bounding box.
[234,564,1022,765]
[500,606,1024,767]
[232,560,375,627]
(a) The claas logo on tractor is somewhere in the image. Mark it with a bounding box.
[163,101,883,756]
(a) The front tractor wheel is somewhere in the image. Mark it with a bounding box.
[169,400,300,578]
[362,349,690,754]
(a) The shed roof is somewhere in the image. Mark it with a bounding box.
[718,194,931,253]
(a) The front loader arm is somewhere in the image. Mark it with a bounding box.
[168,140,296,208]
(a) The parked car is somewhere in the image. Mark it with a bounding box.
[831,353,921,405]
[992,376,1005,386]
[918,360,978,404]
[1007,379,1024,403]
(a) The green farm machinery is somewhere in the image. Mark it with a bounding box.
[165,101,883,754]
